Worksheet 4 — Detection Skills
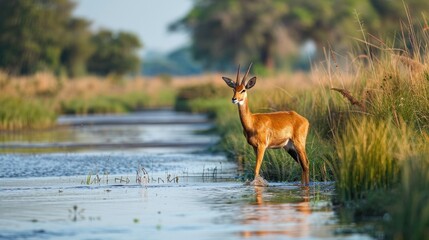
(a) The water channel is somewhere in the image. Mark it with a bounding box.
[0,109,372,239]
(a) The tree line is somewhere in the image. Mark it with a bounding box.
[0,0,141,76]
[170,0,429,71]
[1,0,428,76]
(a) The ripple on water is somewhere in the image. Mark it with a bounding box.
[0,152,234,178]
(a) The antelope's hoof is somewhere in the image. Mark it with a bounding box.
[245,176,269,187]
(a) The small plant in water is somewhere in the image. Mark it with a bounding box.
[115,176,130,184]
[68,205,85,222]
[136,165,149,184]
[81,171,107,185]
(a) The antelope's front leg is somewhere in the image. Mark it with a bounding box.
[250,146,268,187]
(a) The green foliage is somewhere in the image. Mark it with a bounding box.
[142,47,203,76]
[60,92,149,115]
[0,97,56,130]
[61,18,95,77]
[175,83,229,112]
[0,0,74,74]
[171,0,429,70]
[386,146,429,240]
[170,0,289,70]
[329,118,410,201]
[0,0,142,76]
[87,30,142,76]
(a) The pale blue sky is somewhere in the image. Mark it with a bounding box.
[73,0,193,56]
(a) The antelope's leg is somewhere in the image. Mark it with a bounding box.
[294,142,310,185]
[284,140,299,163]
[254,146,266,178]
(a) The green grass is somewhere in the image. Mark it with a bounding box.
[0,97,57,130]
[60,92,153,115]
[328,117,411,201]
[59,90,175,114]
[386,146,429,240]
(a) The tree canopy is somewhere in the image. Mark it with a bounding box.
[0,0,142,76]
[87,30,141,76]
[171,0,429,71]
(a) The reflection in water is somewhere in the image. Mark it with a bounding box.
[240,186,312,238]
[0,110,217,153]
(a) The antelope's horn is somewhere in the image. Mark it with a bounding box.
[241,62,253,85]
[235,64,241,85]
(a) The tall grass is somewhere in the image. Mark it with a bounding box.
[0,97,56,130]
[329,118,411,201]
[386,142,429,240]
[319,11,429,238]
[0,73,179,129]
[60,92,150,114]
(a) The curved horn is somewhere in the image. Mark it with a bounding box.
[235,64,241,85]
[241,62,253,85]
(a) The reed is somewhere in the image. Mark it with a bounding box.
[0,97,56,130]
[329,117,412,201]
[386,142,429,240]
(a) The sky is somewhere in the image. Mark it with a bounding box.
[73,0,193,56]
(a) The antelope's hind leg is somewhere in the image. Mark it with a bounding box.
[284,140,299,163]
[284,140,309,186]
[294,142,310,186]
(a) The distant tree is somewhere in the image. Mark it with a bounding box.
[60,18,94,77]
[171,0,429,71]
[142,48,203,76]
[283,0,429,47]
[170,0,292,70]
[87,30,142,76]
[0,0,74,75]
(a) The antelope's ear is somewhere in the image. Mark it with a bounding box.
[245,76,256,89]
[222,77,236,88]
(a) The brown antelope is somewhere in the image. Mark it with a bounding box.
[222,64,310,186]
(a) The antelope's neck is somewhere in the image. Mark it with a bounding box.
[238,99,253,131]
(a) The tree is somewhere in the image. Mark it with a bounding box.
[171,0,429,71]
[0,0,74,75]
[170,0,292,70]
[60,18,94,77]
[87,30,142,76]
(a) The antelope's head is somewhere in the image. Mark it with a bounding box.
[222,63,256,105]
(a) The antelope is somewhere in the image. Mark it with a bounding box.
[222,64,310,186]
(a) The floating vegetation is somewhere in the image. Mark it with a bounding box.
[81,171,109,185]
[81,165,181,186]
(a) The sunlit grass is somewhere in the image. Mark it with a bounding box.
[0,97,56,130]
[329,117,412,201]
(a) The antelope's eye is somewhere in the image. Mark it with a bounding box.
[240,90,246,93]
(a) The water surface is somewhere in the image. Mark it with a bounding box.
[0,110,372,239]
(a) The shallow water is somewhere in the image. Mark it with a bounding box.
[0,110,372,239]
